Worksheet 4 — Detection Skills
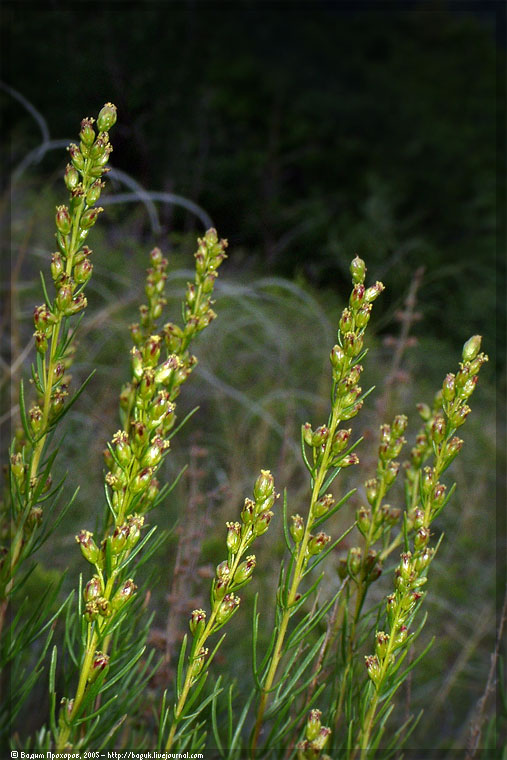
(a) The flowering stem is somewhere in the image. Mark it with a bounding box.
[251,403,342,753]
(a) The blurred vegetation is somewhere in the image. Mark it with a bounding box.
[2,0,504,754]
[3,0,503,364]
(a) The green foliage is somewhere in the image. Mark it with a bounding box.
[2,102,500,758]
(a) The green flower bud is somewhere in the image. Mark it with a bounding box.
[80,206,103,230]
[364,654,382,686]
[29,405,43,434]
[416,402,432,421]
[84,575,102,602]
[190,647,208,680]
[110,523,129,555]
[125,514,144,549]
[394,625,409,649]
[79,117,95,146]
[443,435,464,465]
[141,435,168,467]
[398,551,413,581]
[241,498,255,524]
[97,103,117,133]
[308,531,331,556]
[10,453,25,484]
[347,546,362,576]
[313,493,334,518]
[431,415,446,444]
[34,330,48,354]
[458,375,478,399]
[384,460,400,487]
[355,303,372,328]
[415,548,433,573]
[343,331,363,357]
[131,421,148,452]
[111,430,130,467]
[338,452,359,467]
[155,355,181,385]
[365,478,378,506]
[408,507,424,530]
[349,283,365,308]
[51,252,64,281]
[462,335,482,362]
[76,530,101,565]
[55,205,72,235]
[305,709,322,742]
[290,514,305,543]
[85,180,104,206]
[84,600,99,622]
[132,466,154,494]
[375,631,389,659]
[339,309,354,334]
[386,594,396,626]
[65,294,87,316]
[143,335,162,367]
[312,726,332,752]
[311,425,329,447]
[97,597,112,617]
[253,469,274,502]
[449,404,471,428]
[234,555,256,584]
[215,593,240,626]
[414,526,430,550]
[392,414,408,437]
[226,521,241,553]
[332,428,351,453]
[254,510,273,536]
[350,255,366,284]
[337,557,348,580]
[55,284,73,313]
[364,281,385,303]
[432,483,446,509]
[189,608,206,637]
[74,256,93,284]
[356,506,371,537]
[330,344,346,371]
[442,373,456,402]
[68,143,84,171]
[88,651,109,683]
[64,164,80,191]
[111,579,137,611]
[302,422,314,446]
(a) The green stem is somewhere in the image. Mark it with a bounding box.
[165,532,247,751]
[250,402,343,754]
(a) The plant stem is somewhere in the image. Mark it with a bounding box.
[251,403,343,754]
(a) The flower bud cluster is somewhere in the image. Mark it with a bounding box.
[26,103,117,484]
[76,513,144,572]
[365,337,488,695]
[209,470,277,616]
[162,229,228,356]
[405,336,487,525]
[364,542,428,689]
[130,247,169,346]
[184,472,276,689]
[340,415,406,586]
[297,709,332,759]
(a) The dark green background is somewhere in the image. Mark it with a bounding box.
[3,0,504,364]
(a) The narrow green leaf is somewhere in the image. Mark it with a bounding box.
[176,634,188,700]
[313,487,356,529]
[39,270,52,307]
[19,379,33,444]
[115,524,158,573]
[168,405,200,440]
[281,489,292,552]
